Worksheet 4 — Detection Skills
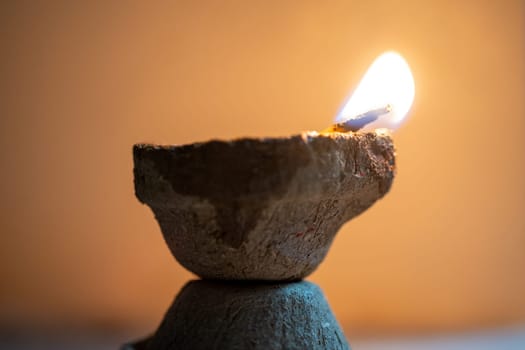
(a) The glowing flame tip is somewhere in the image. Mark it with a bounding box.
[336,51,415,130]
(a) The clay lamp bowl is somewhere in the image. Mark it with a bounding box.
[133,131,395,281]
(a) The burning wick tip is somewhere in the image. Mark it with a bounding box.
[323,105,392,133]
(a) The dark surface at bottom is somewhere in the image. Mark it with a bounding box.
[122,337,150,350]
[123,280,350,350]
[3,328,525,349]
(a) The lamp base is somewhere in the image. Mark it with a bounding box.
[123,280,350,350]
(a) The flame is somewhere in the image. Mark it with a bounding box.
[335,51,415,130]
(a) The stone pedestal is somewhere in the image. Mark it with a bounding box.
[125,281,349,350]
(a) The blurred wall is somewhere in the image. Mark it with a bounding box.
[1,0,524,336]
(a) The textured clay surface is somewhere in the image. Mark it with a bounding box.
[133,131,395,280]
[126,280,350,350]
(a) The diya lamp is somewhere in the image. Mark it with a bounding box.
[124,51,415,350]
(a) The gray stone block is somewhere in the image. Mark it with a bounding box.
[126,280,350,350]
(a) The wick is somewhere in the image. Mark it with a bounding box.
[323,105,392,133]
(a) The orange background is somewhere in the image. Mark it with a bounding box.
[1,0,524,337]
